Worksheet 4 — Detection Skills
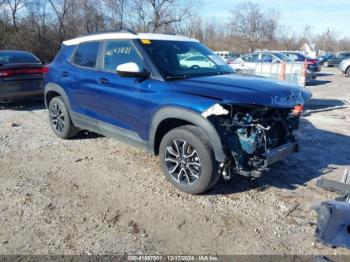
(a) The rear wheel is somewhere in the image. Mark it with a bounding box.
[48,96,78,139]
[159,125,219,195]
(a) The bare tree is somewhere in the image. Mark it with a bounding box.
[132,0,196,33]
[5,0,24,27]
[229,2,279,52]
[1,0,350,62]
[104,0,128,30]
[47,0,73,48]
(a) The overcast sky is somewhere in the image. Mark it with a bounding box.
[201,0,350,37]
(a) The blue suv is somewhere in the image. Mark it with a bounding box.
[45,31,312,194]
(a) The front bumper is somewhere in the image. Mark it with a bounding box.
[261,142,298,167]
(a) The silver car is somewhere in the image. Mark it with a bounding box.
[231,51,316,84]
[337,58,350,76]
[231,52,289,74]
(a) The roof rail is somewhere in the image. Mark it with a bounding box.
[78,29,138,38]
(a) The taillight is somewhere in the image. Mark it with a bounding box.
[43,65,50,74]
[0,67,47,78]
[292,105,304,115]
[308,59,317,65]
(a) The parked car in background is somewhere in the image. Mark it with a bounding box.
[231,51,316,84]
[0,50,46,103]
[337,58,350,77]
[231,52,290,74]
[322,52,350,67]
[180,55,214,69]
[318,53,335,67]
[44,31,311,194]
[215,51,240,65]
[281,51,321,72]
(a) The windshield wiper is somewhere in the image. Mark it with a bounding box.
[165,75,189,80]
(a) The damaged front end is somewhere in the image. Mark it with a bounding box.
[203,103,302,179]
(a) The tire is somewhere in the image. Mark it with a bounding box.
[346,67,350,77]
[323,61,329,67]
[48,96,78,139]
[159,125,219,195]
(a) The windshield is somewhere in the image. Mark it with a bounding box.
[141,40,233,79]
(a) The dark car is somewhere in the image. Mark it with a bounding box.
[322,52,350,67]
[282,52,321,72]
[0,50,47,103]
[318,53,334,67]
[44,32,311,195]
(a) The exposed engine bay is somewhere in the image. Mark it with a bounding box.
[207,104,301,179]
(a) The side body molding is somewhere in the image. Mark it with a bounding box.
[149,107,227,162]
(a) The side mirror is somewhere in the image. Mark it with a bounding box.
[116,62,150,79]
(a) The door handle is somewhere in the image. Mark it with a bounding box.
[61,71,69,77]
[98,78,109,84]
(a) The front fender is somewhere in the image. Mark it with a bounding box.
[149,107,227,162]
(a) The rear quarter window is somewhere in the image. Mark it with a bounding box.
[72,42,100,68]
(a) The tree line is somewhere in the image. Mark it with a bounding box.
[1,0,349,61]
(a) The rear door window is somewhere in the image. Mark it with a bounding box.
[72,41,100,68]
[103,40,145,72]
[261,54,273,63]
[242,54,259,62]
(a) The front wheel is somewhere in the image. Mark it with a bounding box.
[159,125,219,195]
[346,67,350,77]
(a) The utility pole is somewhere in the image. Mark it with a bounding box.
[120,0,124,30]
[322,28,330,53]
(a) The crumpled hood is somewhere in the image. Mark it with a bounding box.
[171,74,312,108]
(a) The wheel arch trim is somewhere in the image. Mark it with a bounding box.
[44,83,71,111]
[149,107,227,162]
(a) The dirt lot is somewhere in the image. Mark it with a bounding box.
[0,68,349,256]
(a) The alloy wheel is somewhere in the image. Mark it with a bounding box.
[50,103,65,133]
[165,139,202,186]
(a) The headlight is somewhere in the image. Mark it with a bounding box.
[202,104,229,118]
[274,90,305,107]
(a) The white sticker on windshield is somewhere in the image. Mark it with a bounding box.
[208,55,226,66]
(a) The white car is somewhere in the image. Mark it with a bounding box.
[337,58,350,76]
[180,55,214,69]
[231,52,287,74]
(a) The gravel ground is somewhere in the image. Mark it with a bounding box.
[0,68,349,255]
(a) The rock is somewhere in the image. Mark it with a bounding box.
[4,122,21,128]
